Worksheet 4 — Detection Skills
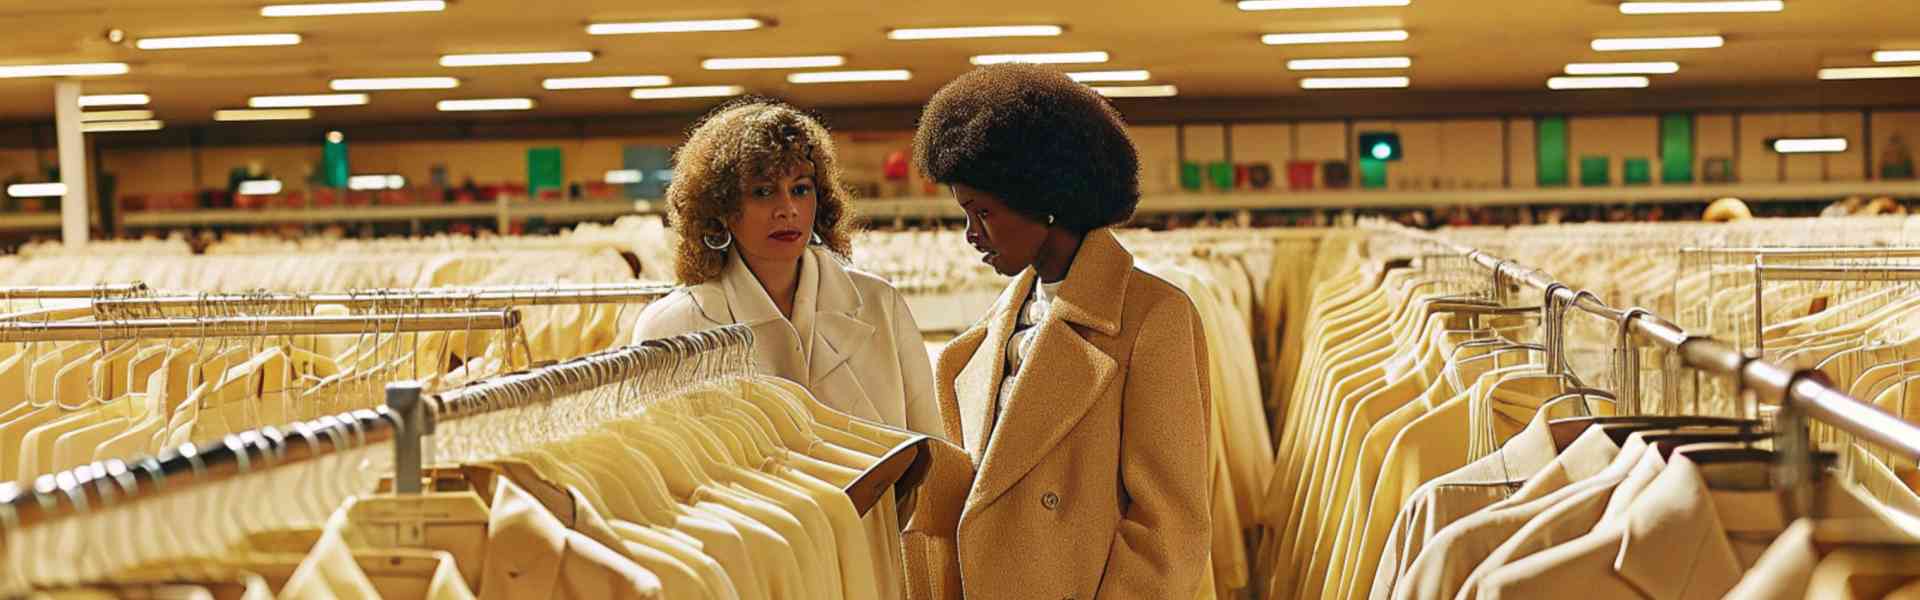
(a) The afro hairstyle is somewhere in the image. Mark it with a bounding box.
[913,63,1141,233]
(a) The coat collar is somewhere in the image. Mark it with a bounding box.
[688,247,879,418]
[691,247,865,326]
[1612,453,1743,599]
[1050,227,1131,337]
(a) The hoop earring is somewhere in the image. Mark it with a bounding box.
[810,231,824,245]
[702,230,733,251]
[1046,214,1057,225]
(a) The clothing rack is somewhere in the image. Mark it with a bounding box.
[0,323,925,535]
[0,309,521,342]
[1749,252,1920,354]
[0,284,148,300]
[89,283,675,316]
[1374,222,1920,519]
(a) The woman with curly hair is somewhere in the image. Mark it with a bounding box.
[634,98,940,437]
[914,64,1212,599]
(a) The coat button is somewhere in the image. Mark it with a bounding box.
[1041,492,1060,510]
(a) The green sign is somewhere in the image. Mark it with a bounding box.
[1536,116,1569,187]
[528,147,564,195]
[1580,156,1610,187]
[1623,158,1652,186]
[322,132,349,188]
[1659,113,1694,184]
[1360,158,1389,189]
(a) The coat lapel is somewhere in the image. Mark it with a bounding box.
[966,316,1118,512]
[965,228,1133,513]
[954,270,1033,463]
[804,248,885,420]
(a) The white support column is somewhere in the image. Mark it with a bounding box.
[54,81,90,246]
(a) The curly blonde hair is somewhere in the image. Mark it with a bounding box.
[665,98,858,285]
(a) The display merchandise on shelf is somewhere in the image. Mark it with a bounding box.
[6,180,1917,238]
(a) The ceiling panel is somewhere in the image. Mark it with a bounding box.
[0,0,1912,125]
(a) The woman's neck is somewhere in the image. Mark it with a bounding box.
[740,252,802,319]
[1034,230,1084,284]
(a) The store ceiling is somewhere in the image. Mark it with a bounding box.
[0,0,1914,127]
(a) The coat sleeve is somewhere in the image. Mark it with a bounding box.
[889,290,945,441]
[1095,294,1213,600]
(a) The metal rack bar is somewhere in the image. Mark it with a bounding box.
[1376,222,1920,464]
[92,284,674,315]
[0,310,519,342]
[0,284,148,300]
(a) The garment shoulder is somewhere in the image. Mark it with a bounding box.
[631,288,708,341]
[1125,267,1202,319]
[840,264,907,306]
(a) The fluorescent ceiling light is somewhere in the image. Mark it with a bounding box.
[701,55,845,70]
[606,170,643,184]
[1619,1,1782,14]
[787,69,912,84]
[1287,56,1411,70]
[237,180,285,195]
[440,51,593,67]
[1591,35,1724,51]
[330,77,458,90]
[82,120,164,133]
[1817,65,1920,80]
[249,93,368,108]
[542,75,672,90]
[215,108,314,121]
[437,98,535,111]
[0,63,129,78]
[348,174,406,190]
[7,183,67,198]
[1565,61,1679,74]
[1873,50,1920,63]
[1092,84,1178,98]
[587,18,766,35]
[136,33,302,50]
[1239,0,1410,9]
[970,51,1109,65]
[886,25,1063,40]
[262,0,445,17]
[78,94,150,107]
[630,85,746,99]
[1771,137,1848,153]
[1068,69,1151,82]
[79,110,154,122]
[1262,30,1409,45]
[1300,76,1410,89]
[1547,76,1651,89]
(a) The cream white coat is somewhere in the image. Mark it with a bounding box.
[633,246,943,438]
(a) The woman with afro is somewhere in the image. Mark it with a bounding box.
[915,64,1213,599]
[633,98,942,437]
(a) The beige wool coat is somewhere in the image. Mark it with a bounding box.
[634,246,944,437]
[933,227,1213,600]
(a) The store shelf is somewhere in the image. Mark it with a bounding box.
[0,213,64,233]
[66,180,1920,231]
[511,200,653,223]
[855,180,1920,219]
[119,199,645,228]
